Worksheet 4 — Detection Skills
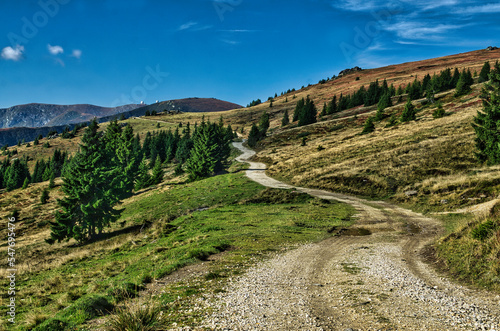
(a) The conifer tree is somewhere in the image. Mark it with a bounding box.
[49,172,55,189]
[293,98,305,122]
[247,124,260,148]
[185,121,219,181]
[327,95,337,114]
[479,61,491,83]
[455,69,473,97]
[151,155,164,185]
[40,189,49,204]
[375,92,392,121]
[134,158,152,190]
[47,119,123,244]
[259,111,270,136]
[401,99,416,122]
[298,96,317,127]
[22,177,29,190]
[361,117,375,134]
[281,109,290,127]
[473,63,500,164]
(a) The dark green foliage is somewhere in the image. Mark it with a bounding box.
[185,119,232,181]
[22,177,29,189]
[259,111,270,136]
[433,102,445,118]
[385,114,397,127]
[41,189,49,204]
[320,102,328,116]
[34,136,39,145]
[361,117,375,134]
[301,137,307,146]
[327,95,337,114]
[296,96,317,127]
[479,61,491,83]
[292,98,305,121]
[3,158,30,191]
[145,110,151,116]
[151,156,164,185]
[49,172,56,189]
[375,92,392,120]
[47,119,128,244]
[247,99,262,107]
[281,109,290,126]
[247,124,260,148]
[471,219,498,241]
[400,99,416,122]
[135,158,152,190]
[473,62,500,164]
[455,69,474,97]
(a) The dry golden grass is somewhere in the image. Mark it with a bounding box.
[252,83,500,212]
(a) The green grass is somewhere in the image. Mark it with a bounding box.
[1,173,354,330]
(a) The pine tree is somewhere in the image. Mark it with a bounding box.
[151,155,164,185]
[134,158,152,190]
[47,119,123,244]
[320,102,327,116]
[473,64,500,164]
[259,111,270,136]
[185,122,218,181]
[433,102,445,118]
[479,61,491,83]
[40,189,49,204]
[327,95,337,114]
[375,92,392,121]
[293,98,305,122]
[281,109,290,127]
[247,124,260,148]
[49,172,55,189]
[455,69,473,97]
[298,96,317,127]
[22,177,29,189]
[401,99,416,122]
[361,117,375,134]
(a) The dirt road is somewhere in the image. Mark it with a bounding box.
[202,142,500,330]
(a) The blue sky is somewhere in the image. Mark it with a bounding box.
[1,0,499,109]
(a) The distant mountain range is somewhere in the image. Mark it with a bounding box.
[0,103,143,129]
[0,98,242,146]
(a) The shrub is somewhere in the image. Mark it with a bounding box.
[108,300,164,331]
[471,219,498,241]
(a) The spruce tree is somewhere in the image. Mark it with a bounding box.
[259,111,270,136]
[293,98,305,122]
[151,155,164,185]
[479,61,491,83]
[40,189,49,204]
[401,99,416,122]
[47,119,123,244]
[281,109,290,127]
[473,63,500,164]
[375,92,392,121]
[361,117,375,134]
[298,96,317,127]
[327,95,337,114]
[49,172,55,189]
[247,124,260,148]
[185,122,218,181]
[22,177,29,189]
[134,158,152,190]
[455,69,473,97]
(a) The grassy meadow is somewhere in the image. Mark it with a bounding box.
[0,162,354,329]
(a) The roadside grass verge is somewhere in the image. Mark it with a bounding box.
[0,173,354,330]
[436,203,500,292]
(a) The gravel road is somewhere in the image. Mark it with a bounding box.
[201,142,500,330]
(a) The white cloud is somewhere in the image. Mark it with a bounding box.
[1,45,24,61]
[384,21,468,40]
[220,39,240,45]
[453,3,500,14]
[178,21,198,31]
[54,58,65,67]
[48,44,64,55]
[71,49,82,59]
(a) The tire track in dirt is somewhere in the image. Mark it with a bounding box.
[203,143,500,330]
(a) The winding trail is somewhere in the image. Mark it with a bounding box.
[203,142,500,330]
